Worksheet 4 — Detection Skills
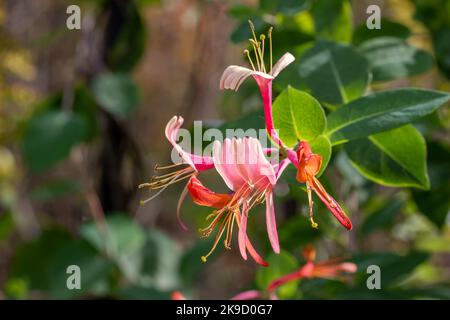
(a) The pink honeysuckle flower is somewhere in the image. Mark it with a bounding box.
[268,245,357,293]
[188,137,289,264]
[139,116,214,229]
[296,141,352,230]
[219,21,297,165]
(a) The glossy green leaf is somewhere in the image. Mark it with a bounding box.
[352,19,411,45]
[256,251,298,299]
[310,0,352,43]
[22,111,87,173]
[92,73,140,118]
[344,125,430,189]
[298,41,371,106]
[326,88,450,145]
[359,37,434,82]
[273,86,326,147]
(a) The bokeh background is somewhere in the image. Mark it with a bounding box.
[0,0,449,299]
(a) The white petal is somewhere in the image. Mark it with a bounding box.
[220,65,273,91]
[271,52,295,78]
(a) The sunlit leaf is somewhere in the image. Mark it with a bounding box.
[298,41,370,106]
[345,125,430,189]
[359,37,434,82]
[326,88,450,145]
[273,86,326,147]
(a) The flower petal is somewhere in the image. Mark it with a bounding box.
[265,191,280,254]
[213,139,246,191]
[238,202,249,261]
[310,176,353,230]
[271,52,295,78]
[187,176,232,209]
[165,116,214,171]
[220,65,273,91]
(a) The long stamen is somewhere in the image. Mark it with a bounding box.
[224,213,234,249]
[268,26,273,74]
[307,184,319,229]
[139,170,194,204]
[248,20,259,46]
[249,39,261,72]
[244,49,256,71]
[154,163,184,170]
[259,34,266,73]
[201,216,229,262]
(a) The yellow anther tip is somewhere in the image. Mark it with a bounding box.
[311,222,319,229]
[260,34,265,40]
[201,256,207,263]
[139,200,146,205]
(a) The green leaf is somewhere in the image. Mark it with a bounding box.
[92,73,140,118]
[273,86,326,147]
[352,251,428,288]
[360,199,404,235]
[9,229,113,299]
[298,41,371,106]
[22,111,87,173]
[81,214,146,282]
[359,37,434,82]
[310,0,352,43]
[352,19,411,45]
[326,88,450,145]
[256,251,298,299]
[344,125,430,189]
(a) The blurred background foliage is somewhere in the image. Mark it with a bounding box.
[0,0,449,300]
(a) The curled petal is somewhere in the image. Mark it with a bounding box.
[238,202,249,261]
[271,52,295,78]
[187,176,232,209]
[220,65,273,91]
[265,192,280,254]
[165,116,214,171]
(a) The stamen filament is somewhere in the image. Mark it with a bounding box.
[260,34,266,73]
[250,39,261,72]
[268,26,273,74]
[244,49,256,71]
[201,216,229,262]
[307,184,319,229]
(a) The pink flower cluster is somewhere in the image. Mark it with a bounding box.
[140,25,352,266]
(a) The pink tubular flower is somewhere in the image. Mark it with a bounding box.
[296,141,352,230]
[187,137,289,265]
[219,22,297,165]
[268,246,357,293]
[139,116,214,229]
